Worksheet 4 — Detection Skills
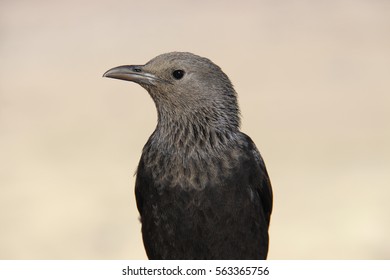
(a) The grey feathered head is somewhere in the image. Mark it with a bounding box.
[104,52,240,131]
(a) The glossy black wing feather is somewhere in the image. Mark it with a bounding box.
[243,134,273,227]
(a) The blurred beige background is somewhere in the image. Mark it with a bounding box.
[1,0,389,259]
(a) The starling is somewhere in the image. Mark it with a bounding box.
[103,52,273,259]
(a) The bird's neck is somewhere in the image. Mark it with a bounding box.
[143,115,244,190]
[154,110,240,153]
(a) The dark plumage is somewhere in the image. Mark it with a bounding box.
[103,52,273,259]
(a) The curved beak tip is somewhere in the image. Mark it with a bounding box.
[102,70,113,78]
[102,67,123,79]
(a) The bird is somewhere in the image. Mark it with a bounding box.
[103,52,273,259]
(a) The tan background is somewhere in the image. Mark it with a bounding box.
[1,0,389,259]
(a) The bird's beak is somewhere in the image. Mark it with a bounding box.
[103,65,158,86]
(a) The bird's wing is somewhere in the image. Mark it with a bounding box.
[244,134,273,226]
[134,157,148,218]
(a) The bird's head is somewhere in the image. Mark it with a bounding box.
[103,52,240,131]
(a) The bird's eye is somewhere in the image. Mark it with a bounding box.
[172,70,185,80]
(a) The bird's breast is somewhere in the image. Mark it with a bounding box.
[142,141,244,191]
